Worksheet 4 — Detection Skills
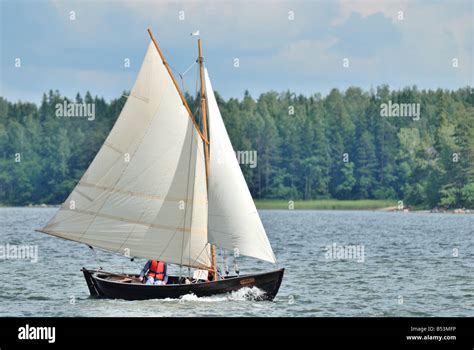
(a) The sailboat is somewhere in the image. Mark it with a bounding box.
[36,29,284,301]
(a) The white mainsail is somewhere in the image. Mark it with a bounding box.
[205,69,277,263]
[40,42,211,269]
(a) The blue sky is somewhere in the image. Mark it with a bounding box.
[0,0,472,103]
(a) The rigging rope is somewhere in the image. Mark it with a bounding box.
[182,60,197,77]
[223,249,229,276]
[88,245,102,270]
[233,251,240,276]
[168,60,198,100]
[194,64,201,127]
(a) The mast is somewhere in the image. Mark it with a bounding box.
[198,38,218,280]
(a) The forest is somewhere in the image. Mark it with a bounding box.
[0,86,473,208]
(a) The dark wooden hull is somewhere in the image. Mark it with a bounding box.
[81,268,284,301]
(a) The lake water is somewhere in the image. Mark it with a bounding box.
[0,207,473,317]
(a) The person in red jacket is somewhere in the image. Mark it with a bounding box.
[139,260,168,285]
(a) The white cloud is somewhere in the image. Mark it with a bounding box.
[2,0,471,103]
[334,0,410,24]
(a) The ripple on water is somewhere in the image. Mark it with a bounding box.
[1,208,473,316]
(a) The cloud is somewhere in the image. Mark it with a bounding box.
[330,12,402,58]
[334,0,409,24]
[0,0,472,103]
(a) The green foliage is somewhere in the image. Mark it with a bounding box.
[460,183,474,208]
[335,162,356,199]
[0,87,473,209]
[438,186,459,208]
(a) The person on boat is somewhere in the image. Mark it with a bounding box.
[139,260,168,285]
[207,266,221,282]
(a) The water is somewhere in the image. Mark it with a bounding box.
[0,207,473,317]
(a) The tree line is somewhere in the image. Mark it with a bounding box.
[0,86,473,208]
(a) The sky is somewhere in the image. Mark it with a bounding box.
[0,0,472,104]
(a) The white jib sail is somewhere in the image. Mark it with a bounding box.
[40,42,211,269]
[205,69,277,263]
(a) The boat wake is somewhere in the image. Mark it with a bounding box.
[169,287,267,303]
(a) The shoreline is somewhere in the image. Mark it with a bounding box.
[254,200,473,213]
[255,199,398,211]
[0,201,472,213]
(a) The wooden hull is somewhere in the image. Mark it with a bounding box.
[82,268,284,301]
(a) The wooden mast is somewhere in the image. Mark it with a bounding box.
[197,38,217,281]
